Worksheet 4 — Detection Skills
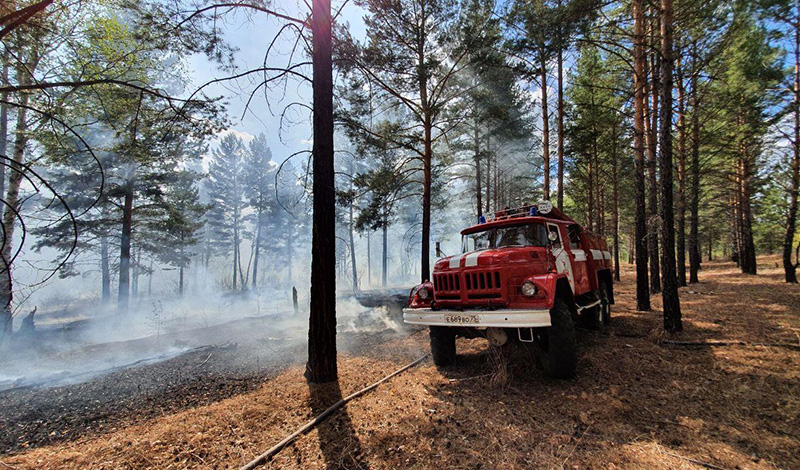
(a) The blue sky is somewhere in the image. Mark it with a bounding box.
[185,1,367,165]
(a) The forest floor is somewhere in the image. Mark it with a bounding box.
[1,255,799,469]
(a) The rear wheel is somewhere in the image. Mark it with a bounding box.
[429,326,456,366]
[599,280,611,325]
[579,302,602,330]
[534,298,577,379]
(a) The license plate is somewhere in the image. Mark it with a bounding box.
[445,314,480,324]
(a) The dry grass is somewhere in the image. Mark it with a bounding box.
[2,256,799,469]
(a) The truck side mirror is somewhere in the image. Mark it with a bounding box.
[548,231,558,242]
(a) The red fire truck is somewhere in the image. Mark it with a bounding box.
[404,201,614,378]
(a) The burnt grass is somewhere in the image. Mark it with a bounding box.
[1,257,799,469]
[0,313,414,456]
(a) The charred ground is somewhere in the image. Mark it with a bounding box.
[1,256,799,469]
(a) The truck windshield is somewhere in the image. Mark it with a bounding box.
[462,223,548,253]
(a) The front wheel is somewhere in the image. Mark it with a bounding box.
[429,326,456,366]
[534,298,577,379]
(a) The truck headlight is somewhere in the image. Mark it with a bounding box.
[521,281,538,297]
[417,287,431,300]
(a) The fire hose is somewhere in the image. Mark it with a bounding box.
[239,352,430,470]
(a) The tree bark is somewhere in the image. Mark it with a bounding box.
[646,22,661,294]
[688,41,701,283]
[366,230,371,286]
[101,235,110,302]
[659,0,682,332]
[117,175,134,312]
[632,0,651,311]
[306,0,337,384]
[382,222,388,287]
[252,209,262,289]
[232,224,238,291]
[485,148,491,215]
[0,51,8,199]
[474,113,482,218]
[739,153,757,274]
[348,196,358,293]
[612,119,621,281]
[0,69,29,333]
[676,50,687,287]
[557,42,564,210]
[540,54,550,201]
[418,13,433,283]
[784,0,800,283]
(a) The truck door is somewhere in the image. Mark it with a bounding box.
[547,223,574,292]
[567,224,590,295]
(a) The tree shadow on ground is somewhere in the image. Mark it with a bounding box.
[307,379,370,470]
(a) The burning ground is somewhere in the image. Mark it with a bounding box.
[1,256,799,469]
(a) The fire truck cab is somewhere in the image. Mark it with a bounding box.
[403,201,615,378]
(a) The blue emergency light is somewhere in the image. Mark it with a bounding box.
[478,215,486,224]
[529,206,538,216]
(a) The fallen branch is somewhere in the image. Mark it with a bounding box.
[661,340,800,351]
[239,352,430,470]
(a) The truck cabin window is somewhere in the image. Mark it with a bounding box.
[462,223,548,253]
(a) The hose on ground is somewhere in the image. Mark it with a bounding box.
[239,352,430,470]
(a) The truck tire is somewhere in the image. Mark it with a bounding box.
[534,298,577,379]
[430,326,456,366]
[599,280,611,325]
[579,302,602,330]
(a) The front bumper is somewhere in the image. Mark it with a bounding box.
[403,308,552,328]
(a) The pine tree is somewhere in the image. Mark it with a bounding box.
[153,168,207,295]
[338,0,465,282]
[244,133,277,290]
[206,134,249,291]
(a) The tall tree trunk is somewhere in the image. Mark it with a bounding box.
[646,24,661,294]
[659,0,682,332]
[100,235,111,302]
[367,230,371,286]
[348,199,358,293]
[117,176,134,313]
[557,40,565,210]
[688,41,701,283]
[0,52,8,199]
[131,246,139,299]
[676,50,687,287]
[236,222,246,289]
[232,225,238,291]
[739,153,757,274]
[707,224,713,261]
[0,76,29,333]
[306,0,337,383]
[382,222,388,287]
[612,119,621,282]
[632,0,651,311]
[485,149,491,214]
[252,209,262,289]
[540,54,550,201]
[784,0,800,283]
[474,114,482,218]
[418,20,433,283]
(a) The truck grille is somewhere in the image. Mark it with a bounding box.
[433,272,460,300]
[433,271,503,301]
[465,270,502,299]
